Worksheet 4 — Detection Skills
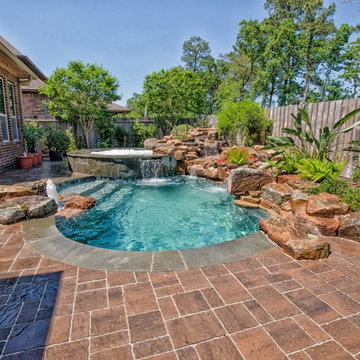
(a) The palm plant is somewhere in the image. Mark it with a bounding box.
[267,107,360,160]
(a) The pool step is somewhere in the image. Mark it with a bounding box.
[59,180,107,197]
[88,181,120,200]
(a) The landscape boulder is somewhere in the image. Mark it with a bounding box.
[261,183,292,205]
[259,215,330,259]
[64,195,96,210]
[338,212,360,241]
[0,195,57,224]
[226,167,273,196]
[0,205,26,224]
[144,138,159,150]
[306,193,349,218]
[187,164,205,177]
[0,185,35,202]
[290,190,309,213]
[284,237,331,260]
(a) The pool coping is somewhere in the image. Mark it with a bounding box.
[22,215,275,272]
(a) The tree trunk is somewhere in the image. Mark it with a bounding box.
[301,34,314,105]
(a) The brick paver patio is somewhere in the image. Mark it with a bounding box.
[0,223,360,359]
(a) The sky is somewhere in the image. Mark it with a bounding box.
[0,0,359,105]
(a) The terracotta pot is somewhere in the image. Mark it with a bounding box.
[29,153,39,166]
[16,155,33,169]
[35,153,42,165]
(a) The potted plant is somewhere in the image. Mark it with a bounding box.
[44,125,71,161]
[16,154,33,169]
[22,121,43,165]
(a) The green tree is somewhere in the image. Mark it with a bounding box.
[143,67,206,133]
[181,36,212,72]
[40,61,120,148]
[341,37,360,98]
[126,92,147,118]
[297,0,337,103]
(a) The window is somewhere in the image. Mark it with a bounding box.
[0,77,9,141]
[8,82,18,140]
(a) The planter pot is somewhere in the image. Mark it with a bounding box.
[34,153,42,165]
[49,150,63,161]
[16,155,33,169]
[29,153,39,166]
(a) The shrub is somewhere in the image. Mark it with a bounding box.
[309,178,360,212]
[22,121,43,153]
[217,100,272,146]
[170,124,193,135]
[132,120,156,147]
[295,158,344,182]
[66,128,77,151]
[226,148,249,166]
[115,126,129,147]
[95,116,115,148]
[44,125,71,153]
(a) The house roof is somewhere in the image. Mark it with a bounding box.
[0,35,47,81]
[107,102,130,113]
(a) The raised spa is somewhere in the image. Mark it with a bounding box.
[56,176,267,251]
[67,148,176,178]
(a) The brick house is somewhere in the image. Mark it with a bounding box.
[0,35,46,171]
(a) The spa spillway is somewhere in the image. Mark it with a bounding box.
[67,148,177,178]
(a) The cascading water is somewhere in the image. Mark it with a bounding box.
[139,159,163,178]
[203,143,219,158]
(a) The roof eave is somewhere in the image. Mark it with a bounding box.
[0,43,41,81]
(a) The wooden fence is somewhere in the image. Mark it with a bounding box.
[266,98,360,177]
[25,117,155,148]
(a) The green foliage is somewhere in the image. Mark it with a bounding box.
[132,120,156,147]
[95,115,115,148]
[181,36,212,72]
[65,128,78,151]
[267,107,360,160]
[217,100,272,146]
[126,93,147,119]
[170,124,193,135]
[295,158,344,182]
[267,150,302,175]
[309,178,360,212]
[353,157,360,181]
[40,61,120,148]
[226,148,249,166]
[44,126,70,153]
[22,121,43,153]
[143,67,207,134]
[114,126,129,147]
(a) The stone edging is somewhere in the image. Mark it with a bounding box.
[22,215,274,272]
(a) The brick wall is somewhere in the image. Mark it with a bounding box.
[22,91,47,118]
[0,64,25,171]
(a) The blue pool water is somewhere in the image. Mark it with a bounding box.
[56,176,267,251]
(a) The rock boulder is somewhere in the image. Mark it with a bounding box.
[0,185,35,202]
[64,196,96,210]
[226,167,273,196]
[0,204,26,224]
[306,193,349,218]
[261,183,292,205]
[338,212,360,241]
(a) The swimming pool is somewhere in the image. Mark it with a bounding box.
[56,176,267,251]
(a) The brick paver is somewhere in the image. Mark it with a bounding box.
[0,223,360,359]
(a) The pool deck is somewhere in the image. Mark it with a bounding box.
[1,166,360,359]
[1,222,360,359]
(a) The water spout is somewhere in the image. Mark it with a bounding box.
[139,159,163,178]
[46,179,59,205]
